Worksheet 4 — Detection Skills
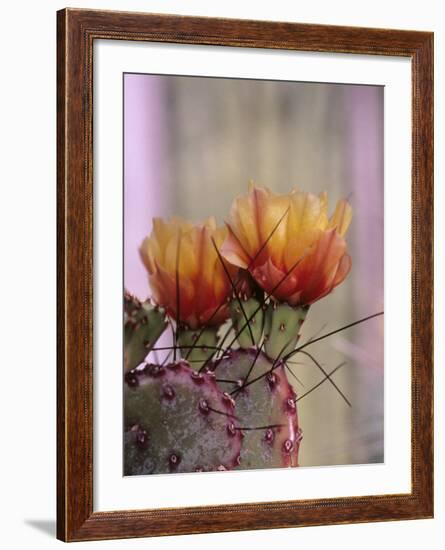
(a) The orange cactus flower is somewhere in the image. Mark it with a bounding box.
[220,184,352,307]
[140,217,235,329]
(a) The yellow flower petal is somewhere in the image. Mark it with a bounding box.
[328,199,352,237]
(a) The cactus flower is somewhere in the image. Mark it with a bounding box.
[221,184,352,306]
[140,217,235,329]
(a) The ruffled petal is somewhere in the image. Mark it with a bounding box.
[220,225,251,268]
[328,199,352,237]
[296,230,348,304]
[252,258,298,303]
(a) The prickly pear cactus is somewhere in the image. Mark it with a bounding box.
[122,185,358,475]
[124,291,167,372]
[124,361,243,474]
[214,348,302,470]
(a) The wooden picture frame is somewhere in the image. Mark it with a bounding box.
[57,8,434,542]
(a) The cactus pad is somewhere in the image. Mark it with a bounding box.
[177,327,218,370]
[264,303,308,361]
[124,361,243,475]
[124,291,167,372]
[229,297,264,349]
[214,348,302,470]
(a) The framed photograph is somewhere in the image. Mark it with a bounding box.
[57,8,433,542]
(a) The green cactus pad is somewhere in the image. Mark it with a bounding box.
[124,361,243,475]
[124,291,167,372]
[264,303,308,361]
[214,348,301,470]
[177,327,218,370]
[229,297,264,349]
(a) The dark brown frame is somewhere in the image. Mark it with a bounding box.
[57,8,434,542]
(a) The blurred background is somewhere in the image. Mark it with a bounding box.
[124,73,384,468]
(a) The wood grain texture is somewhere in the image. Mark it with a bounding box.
[57,8,434,542]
